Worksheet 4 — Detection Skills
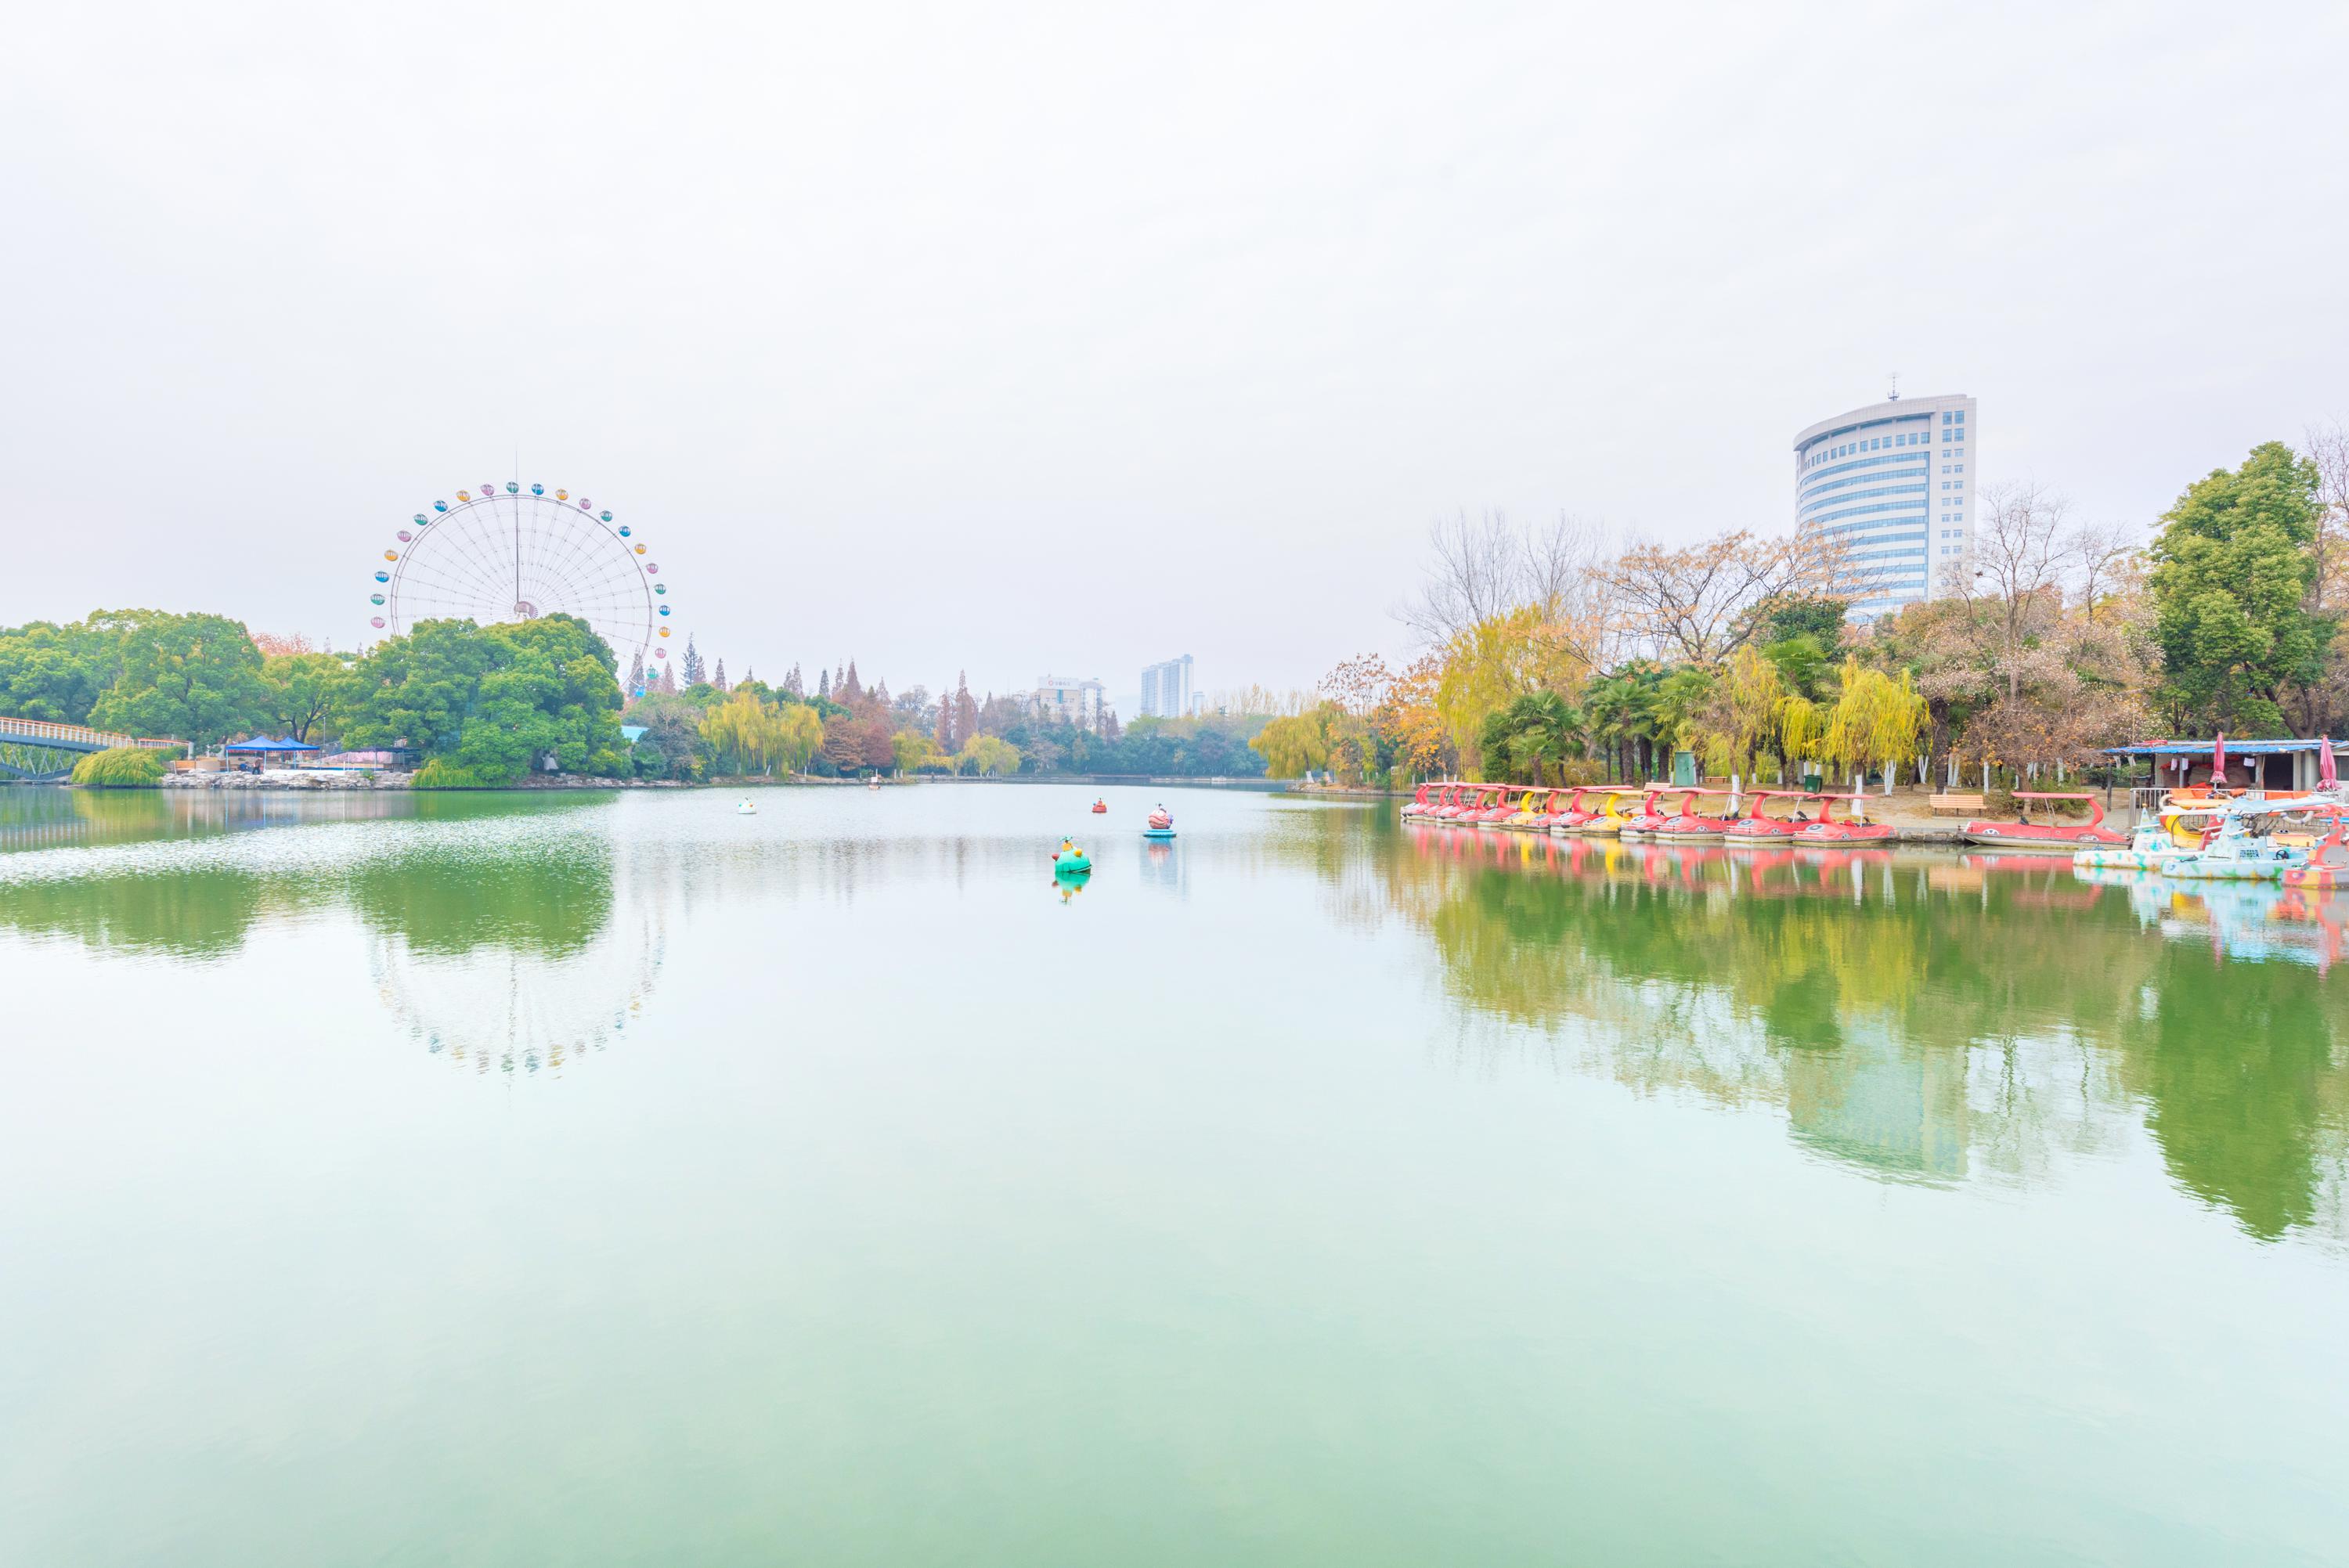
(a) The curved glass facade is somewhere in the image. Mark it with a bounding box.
[1793,395,1975,615]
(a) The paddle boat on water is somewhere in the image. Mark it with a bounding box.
[1959,791,2128,852]
[1052,838,1092,874]
[2158,806,2310,881]
[1651,788,1745,844]
[1400,783,1437,820]
[1525,788,1579,831]
[1557,785,1652,837]
[737,798,757,816]
[1496,787,1557,831]
[1144,806,1176,840]
[1460,784,1514,825]
[2073,798,2226,871]
[1616,785,1689,842]
[2283,820,2349,891]
[1541,785,1606,834]
[1719,789,1824,846]
[1793,790,1895,844]
[1092,798,1109,814]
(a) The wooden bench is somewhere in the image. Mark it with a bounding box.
[1929,792,1986,816]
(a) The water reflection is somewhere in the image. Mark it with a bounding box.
[0,793,655,1077]
[0,785,423,854]
[5,789,2344,1242]
[1373,821,2349,1245]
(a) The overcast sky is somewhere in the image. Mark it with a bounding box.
[5,2,2344,709]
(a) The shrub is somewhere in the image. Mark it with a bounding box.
[589,747,630,778]
[413,759,489,790]
[70,746,168,788]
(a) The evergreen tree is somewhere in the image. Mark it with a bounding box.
[714,658,728,693]
[842,661,863,703]
[936,671,962,752]
[681,636,705,687]
[954,674,982,743]
[659,661,677,694]
[626,647,645,694]
[784,664,803,697]
[2148,441,2332,733]
[742,666,755,687]
[818,667,830,700]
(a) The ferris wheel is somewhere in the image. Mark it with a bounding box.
[368,479,673,682]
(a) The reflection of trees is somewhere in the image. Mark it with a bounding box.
[356,837,650,1077]
[2120,946,2340,1239]
[335,823,653,1078]
[347,841,612,957]
[0,866,269,958]
[1279,809,2349,1244]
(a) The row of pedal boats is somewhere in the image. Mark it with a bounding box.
[1406,781,1928,846]
[1402,779,2349,887]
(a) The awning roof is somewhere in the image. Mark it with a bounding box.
[2102,740,2340,756]
[224,735,320,752]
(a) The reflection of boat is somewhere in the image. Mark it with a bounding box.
[1961,791,2124,851]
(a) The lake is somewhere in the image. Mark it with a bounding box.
[2,784,2344,1566]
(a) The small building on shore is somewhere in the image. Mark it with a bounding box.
[2102,738,2344,794]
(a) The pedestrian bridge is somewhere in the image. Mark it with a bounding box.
[0,717,185,781]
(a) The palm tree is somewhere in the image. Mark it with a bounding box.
[1478,690,1583,784]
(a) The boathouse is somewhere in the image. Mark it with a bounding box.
[2102,738,2345,794]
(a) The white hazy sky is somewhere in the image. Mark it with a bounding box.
[5,2,2344,708]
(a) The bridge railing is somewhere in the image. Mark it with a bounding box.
[0,716,184,752]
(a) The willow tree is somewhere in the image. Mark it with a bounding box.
[1698,644,1789,780]
[1250,703,1340,779]
[1419,600,1588,779]
[699,690,823,777]
[1820,658,1929,790]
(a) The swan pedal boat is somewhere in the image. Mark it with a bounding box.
[1553,786,1651,837]
[1960,791,2124,852]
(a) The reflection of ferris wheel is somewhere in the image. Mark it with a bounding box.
[368,479,673,676]
[367,901,669,1079]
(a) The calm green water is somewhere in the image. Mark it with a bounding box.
[2,785,2344,1566]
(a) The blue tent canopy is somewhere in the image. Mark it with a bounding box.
[225,735,320,753]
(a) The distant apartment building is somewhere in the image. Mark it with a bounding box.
[1034,675,1107,730]
[1792,392,1976,616]
[1139,654,1194,719]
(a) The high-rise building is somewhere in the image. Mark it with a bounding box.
[1792,392,1976,616]
[1139,654,1194,719]
[1034,675,1106,730]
